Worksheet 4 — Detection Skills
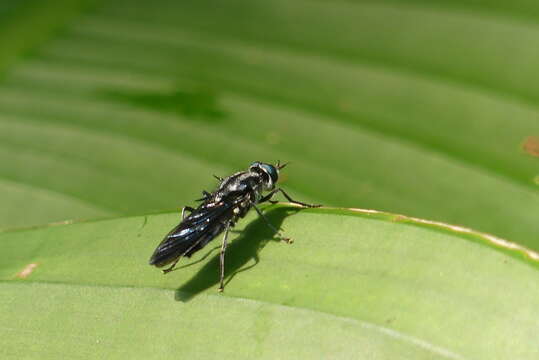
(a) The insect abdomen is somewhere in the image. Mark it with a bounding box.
[149,222,227,267]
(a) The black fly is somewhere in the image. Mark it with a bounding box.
[149,161,320,291]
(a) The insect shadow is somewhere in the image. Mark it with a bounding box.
[175,206,300,302]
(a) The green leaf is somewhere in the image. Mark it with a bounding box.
[0,0,538,251]
[1,206,538,359]
[0,0,100,72]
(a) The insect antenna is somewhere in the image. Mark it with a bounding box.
[276,160,289,170]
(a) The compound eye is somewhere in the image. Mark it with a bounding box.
[260,164,278,184]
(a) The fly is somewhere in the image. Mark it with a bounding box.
[149,161,320,292]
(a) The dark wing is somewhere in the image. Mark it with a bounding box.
[149,197,241,267]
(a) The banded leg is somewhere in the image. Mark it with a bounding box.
[218,222,231,292]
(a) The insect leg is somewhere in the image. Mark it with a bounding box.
[195,191,211,202]
[181,206,195,220]
[162,257,181,274]
[252,204,292,244]
[162,237,207,274]
[258,188,279,204]
[218,222,231,292]
[213,175,224,181]
[275,188,321,208]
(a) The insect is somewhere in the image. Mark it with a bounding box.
[149,161,320,292]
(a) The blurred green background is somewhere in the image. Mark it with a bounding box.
[1,0,538,249]
[2,1,539,359]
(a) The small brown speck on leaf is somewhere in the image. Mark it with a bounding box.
[522,136,539,157]
[16,263,39,279]
[338,99,352,112]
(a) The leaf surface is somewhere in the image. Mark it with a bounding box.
[1,206,538,359]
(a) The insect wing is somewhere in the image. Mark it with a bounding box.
[149,199,237,267]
